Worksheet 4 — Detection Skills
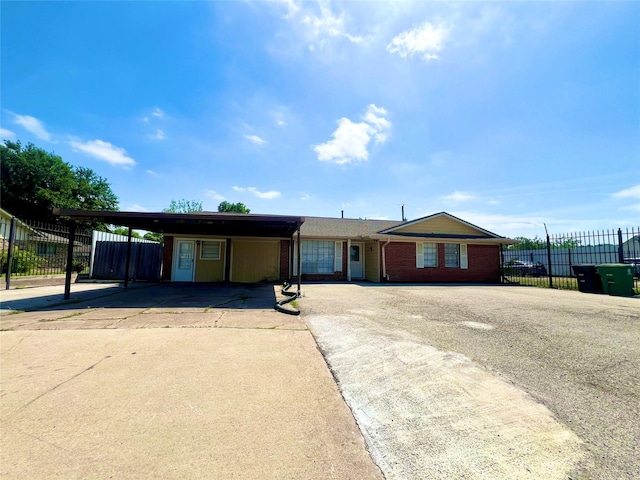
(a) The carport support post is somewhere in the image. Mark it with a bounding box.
[64,222,77,300]
[297,229,301,294]
[124,227,133,288]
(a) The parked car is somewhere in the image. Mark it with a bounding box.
[507,260,547,277]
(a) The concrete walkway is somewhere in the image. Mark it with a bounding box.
[0,284,383,479]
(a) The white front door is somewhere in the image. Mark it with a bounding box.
[173,240,195,281]
[350,243,364,279]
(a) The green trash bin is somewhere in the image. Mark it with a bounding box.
[596,264,635,297]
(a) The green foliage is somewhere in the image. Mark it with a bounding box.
[111,227,142,238]
[507,236,582,250]
[553,238,581,249]
[163,199,203,213]
[0,140,119,225]
[1,247,44,274]
[217,201,250,213]
[143,232,163,243]
[508,236,546,250]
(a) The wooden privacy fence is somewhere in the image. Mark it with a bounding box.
[91,241,162,281]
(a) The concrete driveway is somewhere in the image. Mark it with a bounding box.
[0,283,383,479]
[301,284,639,480]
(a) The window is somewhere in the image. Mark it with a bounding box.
[444,243,460,268]
[37,243,56,255]
[423,243,437,267]
[302,240,335,274]
[200,240,221,260]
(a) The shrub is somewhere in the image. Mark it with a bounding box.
[1,247,44,274]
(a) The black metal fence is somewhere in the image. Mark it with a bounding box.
[1,216,92,288]
[501,227,640,292]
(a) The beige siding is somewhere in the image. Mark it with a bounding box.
[393,216,490,236]
[194,241,226,282]
[364,241,379,282]
[231,240,280,283]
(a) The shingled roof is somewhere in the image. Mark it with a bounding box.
[300,216,401,239]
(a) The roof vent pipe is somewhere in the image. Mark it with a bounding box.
[341,210,344,219]
[401,205,406,222]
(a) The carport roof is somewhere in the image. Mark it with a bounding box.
[53,209,304,238]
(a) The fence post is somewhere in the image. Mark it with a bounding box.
[546,234,553,288]
[124,227,133,288]
[5,217,16,290]
[64,222,76,300]
[617,228,624,263]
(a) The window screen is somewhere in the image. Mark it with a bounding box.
[201,241,221,260]
[423,243,437,267]
[444,243,460,267]
[302,240,335,274]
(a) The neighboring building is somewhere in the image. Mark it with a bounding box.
[162,212,513,284]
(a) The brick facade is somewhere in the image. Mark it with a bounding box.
[384,242,500,283]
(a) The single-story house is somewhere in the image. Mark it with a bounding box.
[160,212,512,284]
[53,209,514,285]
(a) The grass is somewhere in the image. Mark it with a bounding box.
[505,275,639,296]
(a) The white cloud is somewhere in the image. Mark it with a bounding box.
[283,2,367,50]
[244,134,268,145]
[300,192,311,201]
[123,204,148,212]
[10,112,53,141]
[488,200,500,205]
[612,184,640,199]
[313,104,391,165]
[155,129,165,140]
[0,128,16,140]
[146,169,158,176]
[387,21,450,61]
[152,107,164,118]
[444,191,475,202]
[69,139,136,168]
[233,186,281,200]
[205,190,225,201]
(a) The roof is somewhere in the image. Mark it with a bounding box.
[300,217,401,239]
[53,209,304,238]
[52,209,514,244]
[301,213,514,244]
[378,212,503,237]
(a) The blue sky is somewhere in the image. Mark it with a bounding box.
[2,1,639,238]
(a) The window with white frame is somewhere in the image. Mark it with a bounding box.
[302,240,335,274]
[444,243,460,267]
[423,243,438,267]
[200,240,221,260]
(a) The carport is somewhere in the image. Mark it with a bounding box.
[52,209,304,300]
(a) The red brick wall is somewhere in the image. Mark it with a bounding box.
[162,236,173,281]
[384,242,500,283]
[280,240,290,281]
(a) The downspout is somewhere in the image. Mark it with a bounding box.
[381,238,391,282]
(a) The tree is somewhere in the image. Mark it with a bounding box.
[111,226,142,239]
[0,140,119,224]
[507,236,546,251]
[217,201,250,213]
[143,231,163,243]
[163,199,203,213]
